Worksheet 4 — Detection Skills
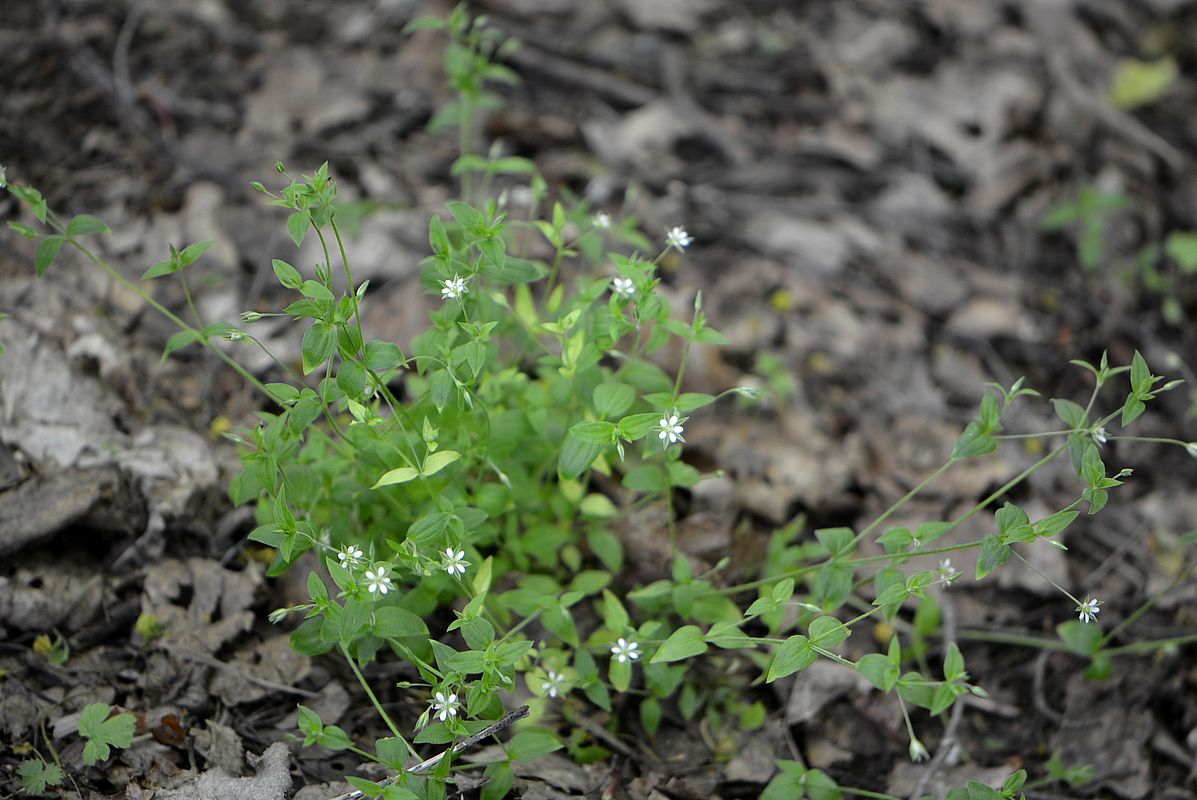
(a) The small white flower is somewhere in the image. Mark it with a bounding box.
[224,330,244,342]
[1092,427,1107,446]
[440,275,468,300]
[909,738,930,762]
[593,212,612,230]
[430,691,460,722]
[611,276,636,299]
[610,638,639,663]
[364,566,394,596]
[1186,442,1197,460]
[939,558,959,585]
[1076,597,1102,624]
[442,546,470,577]
[337,545,364,568]
[666,226,693,251]
[541,670,566,698]
[656,412,685,446]
[241,311,262,324]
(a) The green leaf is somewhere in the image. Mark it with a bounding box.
[301,322,337,374]
[507,730,562,762]
[650,625,708,663]
[1037,509,1079,538]
[272,259,303,289]
[965,780,1002,800]
[808,616,850,648]
[373,466,419,488]
[318,724,355,750]
[66,214,111,236]
[1165,231,1197,274]
[78,703,136,765]
[975,533,1011,580]
[35,236,65,277]
[407,512,453,546]
[856,653,899,691]
[622,464,668,493]
[373,607,429,639]
[767,635,817,682]
[481,763,515,800]
[363,340,407,370]
[177,240,214,267]
[814,527,854,558]
[1109,57,1177,110]
[301,280,335,302]
[288,209,312,246]
[422,450,461,476]
[814,562,852,611]
[1051,398,1088,429]
[592,382,636,418]
[952,421,997,459]
[608,657,631,692]
[673,392,716,412]
[666,460,701,488]
[558,430,603,479]
[1121,396,1146,427]
[587,527,623,571]
[570,420,616,444]
[18,760,64,795]
[943,642,966,680]
[447,201,484,233]
[617,412,661,442]
[7,220,37,239]
[161,329,199,361]
[1130,351,1152,394]
[805,769,842,800]
[1056,621,1102,656]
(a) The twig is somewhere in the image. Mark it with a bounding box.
[1031,650,1063,724]
[155,641,322,699]
[112,1,146,110]
[504,40,655,107]
[328,706,529,800]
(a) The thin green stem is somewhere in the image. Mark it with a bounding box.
[339,643,414,757]
[1011,549,1081,607]
[67,238,273,399]
[837,788,902,800]
[178,273,204,328]
[1109,435,1191,448]
[850,457,957,549]
[1106,633,1197,656]
[330,218,367,358]
[1100,559,1197,647]
[950,442,1068,529]
[955,629,1070,652]
[995,429,1074,440]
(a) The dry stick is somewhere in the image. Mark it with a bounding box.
[329,706,530,800]
[155,641,322,699]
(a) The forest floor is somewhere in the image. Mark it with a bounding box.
[2,0,1197,798]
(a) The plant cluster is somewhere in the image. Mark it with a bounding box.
[5,7,1197,800]
[1042,183,1197,324]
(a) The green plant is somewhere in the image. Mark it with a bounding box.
[17,758,64,796]
[1121,230,1197,324]
[14,703,136,796]
[1041,185,1129,271]
[1042,182,1197,325]
[6,8,1197,800]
